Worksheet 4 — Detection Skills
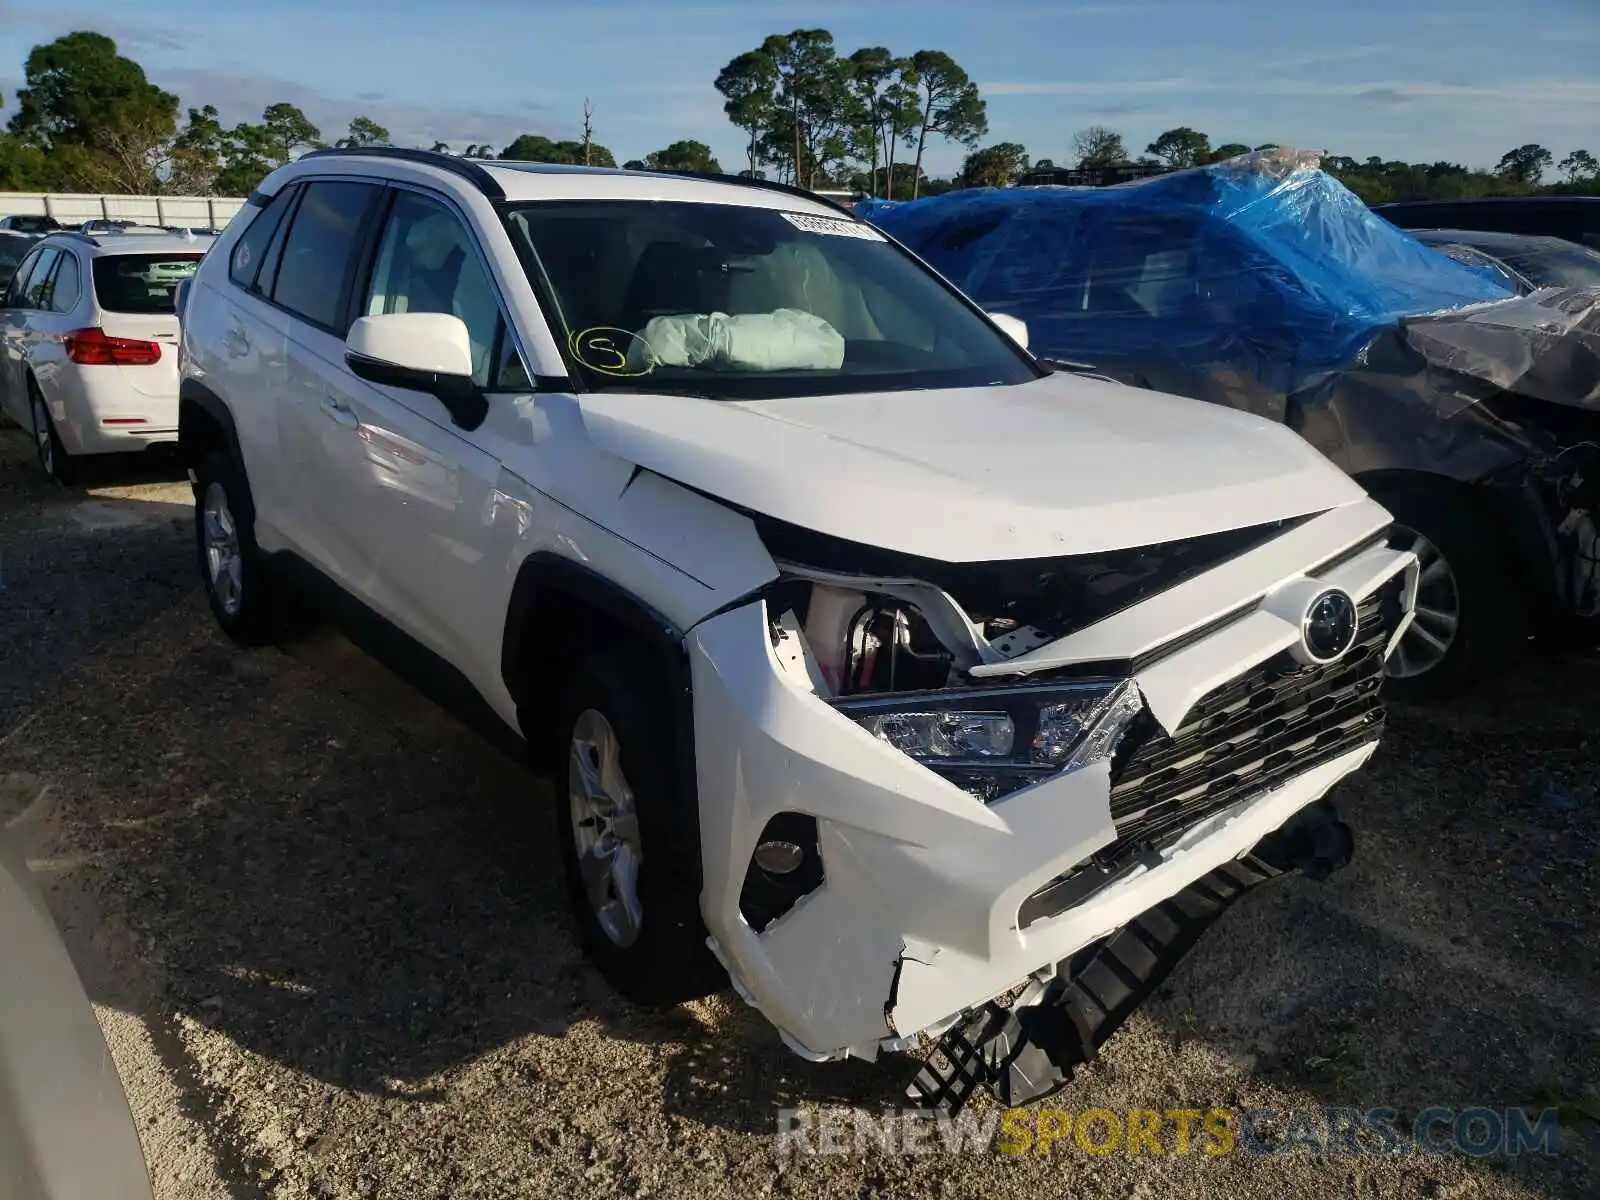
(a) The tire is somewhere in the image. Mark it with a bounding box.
[553,649,725,1007]
[194,450,278,646]
[1369,478,1525,702]
[28,380,77,485]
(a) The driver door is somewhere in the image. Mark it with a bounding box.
[317,187,522,671]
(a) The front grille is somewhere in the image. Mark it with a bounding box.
[1019,577,1403,928]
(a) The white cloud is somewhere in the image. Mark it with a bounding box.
[981,77,1196,97]
[153,67,559,153]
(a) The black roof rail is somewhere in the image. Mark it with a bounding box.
[296,146,505,201]
[658,170,856,215]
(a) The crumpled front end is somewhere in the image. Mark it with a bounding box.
[687,497,1417,1060]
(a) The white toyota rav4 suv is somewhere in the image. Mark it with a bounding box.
[177,149,1418,1109]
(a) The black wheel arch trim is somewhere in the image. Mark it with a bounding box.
[500,552,688,711]
[502,551,706,898]
[1355,466,1558,610]
[178,379,254,524]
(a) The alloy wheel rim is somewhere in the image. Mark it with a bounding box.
[568,709,644,948]
[31,393,52,476]
[1387,525,1460,680]
[202,481,244,617]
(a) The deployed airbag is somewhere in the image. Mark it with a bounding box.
[626,308,846,373]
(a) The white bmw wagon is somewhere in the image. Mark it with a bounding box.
[0,228,213,482]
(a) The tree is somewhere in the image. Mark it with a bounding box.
[715,49,778,178]
[429,140,451,153]
[0,131,49,190]
[214,121,277,195]
[1496,143,1553,187]
[463,144,497,159]
[1210,142,1251,162]
[580,98,596,166]
[1146,126,1211,168]
[644,140,722,173]
[335,116,389,148]
[845,160,924,197]
[845,47,893,197]
[261,102,321,163]
[8,31,179,191]
[1072,126,1126,169]
[957,142,1027,188]
[841,48,922,199]
[1033,158,1056,170]
[501,133,616,167]
[1558,149,1598,183]
[168,104,228,193]
[908,50,986,198]
[757,29,857,188]
[877,61,921,200]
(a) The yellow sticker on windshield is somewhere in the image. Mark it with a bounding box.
[780,212,884,241]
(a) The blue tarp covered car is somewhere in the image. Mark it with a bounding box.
[862,150,1600,699]
[857,149,1514,399]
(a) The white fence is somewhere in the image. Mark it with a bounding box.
[0,191,247,228]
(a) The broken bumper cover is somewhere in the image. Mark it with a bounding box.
[908,796,1356,1114]
[686,547,1409,1059]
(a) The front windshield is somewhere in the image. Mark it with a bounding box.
[1495,242,1600,290]
[502,200,1041,398]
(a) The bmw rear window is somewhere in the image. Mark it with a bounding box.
[92,254,204,314]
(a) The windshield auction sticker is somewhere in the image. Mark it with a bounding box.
[780,212,885,241]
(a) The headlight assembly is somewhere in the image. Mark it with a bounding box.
[831,678,1144,803]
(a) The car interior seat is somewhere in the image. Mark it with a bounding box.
[618,241,729,332]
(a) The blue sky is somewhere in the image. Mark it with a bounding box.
[2,0,1596,179]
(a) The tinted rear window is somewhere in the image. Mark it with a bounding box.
[5,216,57,234]
[92,254,204,314]
[0,239,29,272]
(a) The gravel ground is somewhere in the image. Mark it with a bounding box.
[1,423,1597,1199]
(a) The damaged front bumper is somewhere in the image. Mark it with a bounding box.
[685,499,1417,1061]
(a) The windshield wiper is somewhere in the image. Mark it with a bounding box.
[1038,356,1121,383]
[1038,356,1102,374]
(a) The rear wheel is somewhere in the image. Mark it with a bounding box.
[1371,480,1524,702]
[28,381,76,485]
[194,451,278,645]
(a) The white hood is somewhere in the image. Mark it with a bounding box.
[576,372,1365,562]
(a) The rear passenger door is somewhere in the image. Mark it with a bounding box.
[196,183,300,552]
[255,179,385,583]
[0,247,49,424]
[1,247,59,420]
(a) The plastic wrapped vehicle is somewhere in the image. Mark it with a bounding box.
[865,151,1600,699]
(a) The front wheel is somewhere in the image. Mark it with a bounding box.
[1372,480,1525,702]
[553,650,725,1007]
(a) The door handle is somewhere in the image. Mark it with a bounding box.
[320,395,359,430]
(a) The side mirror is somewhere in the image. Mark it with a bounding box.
[987,311,1029,351]
[344,312,487,430]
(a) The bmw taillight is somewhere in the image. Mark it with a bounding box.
[64,327,161,366]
